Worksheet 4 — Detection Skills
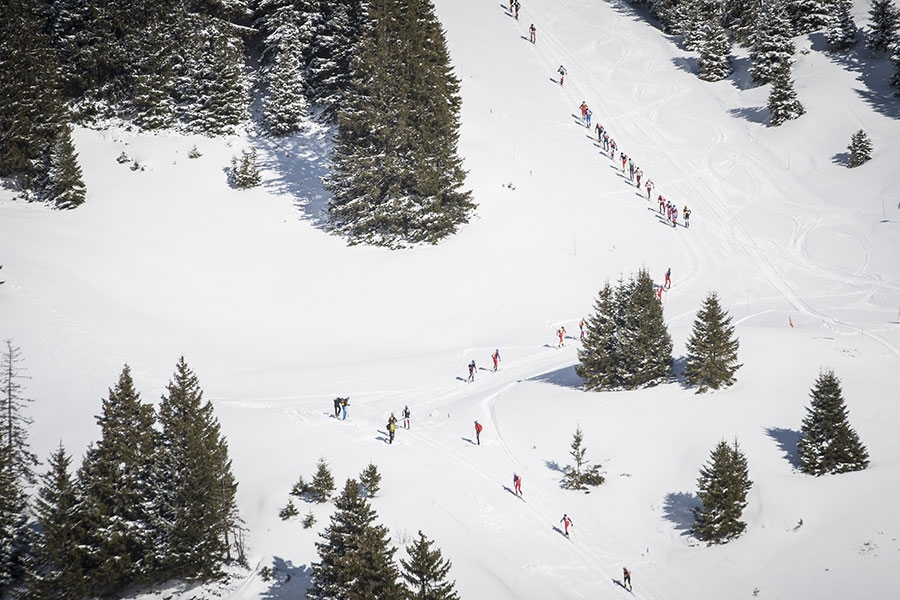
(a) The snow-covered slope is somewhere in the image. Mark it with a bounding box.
[1,0,899,598]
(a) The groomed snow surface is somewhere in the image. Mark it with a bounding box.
[2,0,900,599]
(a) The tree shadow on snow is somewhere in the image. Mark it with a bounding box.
[727,106,769,125]
[671,56,698,76]
[662,491,700,534]
[529,365,582,389]
[671,355,689,388]
[831,151,851,167]
[258,558,312,600]
[544,459,564,473]
[765,426,802,469]
[252,128,332,231]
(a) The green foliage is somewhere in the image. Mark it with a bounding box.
[290,474,311,498]
[154,357,243,580]
[824,0,858,49]
[308,479,404,600]
[302,510,316,529]
[42,125,87,210]
[229,148,262,189]
[399,531,460,600]
[692,438,753,545]
[28,444,86,600]
[684,292,742,392]
[797,369,870,475]
[279,500,299,521]
[847,130,873,167]
[310,458,336,504]
[561,426,605,490]
[767,66,805,125]
[698,19,734,81]
[750,0,796,85]
[576,269,673,390]
[325,0,475,247]
[867,0,900,54]
[75,364,158,597]
[360,462,382,498]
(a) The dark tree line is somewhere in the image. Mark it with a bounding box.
[0,345,243,599]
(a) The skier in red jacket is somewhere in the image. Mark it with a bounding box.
[474,420,483,445]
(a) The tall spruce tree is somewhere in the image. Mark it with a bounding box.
[399,531,459,600]
[42,125,87,210]
[257,3,309,135]
[325,0,475,247]
[305,0,366,122]
[0,441,33,599]
[692,438,753,544]
[0,0,70,195]
[725,0,760,44]
[1,341,39,486]
[75,365,158,597]
[154,357,241,580]
[677,0,724,51]
[28,444,87,600]
[767,65,806,125]
[576,282,618,390]
[824,0,859,49]
[684,292,742,392]
[866,0,900,54]
[788,0,834,33]
[697,18,734,81]
[797,370,870,475]
[750,0,796,85]
[890,43,900,95]
[617,269,674,389]
[308,479,404,600]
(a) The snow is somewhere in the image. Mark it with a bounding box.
[2,0,900,598]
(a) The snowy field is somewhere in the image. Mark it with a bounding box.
[2,0,900,598]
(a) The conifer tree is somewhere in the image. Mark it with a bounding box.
[824,0,859,49]
[229,148,263,189]
[677,0,723,51]
[685,292,742,392]
[891,43,900,95]
[866,0,900,54]
[767,66,806,125]
[360,462,382,498]
[308,479,404,600]
[1,341,39,485]
[28,444,86,600]
[692,438,752,544]
[847,129,873,166]
[788,0,833,33]
[325,0,475,247]
[305,0,365,122]
[399,531,459,600]
[75,364,158,597]
[750,0,796,85]
[698,18,734,81]
[797,370,870,475]
[0,441,33,598]
[42,125,87,210]
[576,283,618,390]
[258,5,309,135]
[310,458,336,503]
[561,426,605,490]
[617,269,674,389]
[0,0,69,195]
[155,357,242,580]
[725,0,760,44]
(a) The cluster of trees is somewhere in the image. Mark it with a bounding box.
[691,368,869,544]
[2,0,472,247]
[577,272,740,394]
[307,478,460,600]
[0,343,243,599]
[634,0,900,122]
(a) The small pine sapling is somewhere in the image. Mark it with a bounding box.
[229,148,262,189]
[290,474,310,499]
[847,130,873,167]
[188,145,202,159]
[302,510,316,529]
[310,458,336,503]
[359,462,382,498]
[279,499,299,520]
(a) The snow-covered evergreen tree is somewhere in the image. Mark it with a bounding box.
[154,357,242,580]
[677,0,724,51]
[789,0,834,33]
[561,425,605,490]
[258,4,309,135]
[400,531,460,600]
[684,292,742,392]
[890,42,900,94]
[797,370,870,475]
[305,0,366,122]
[326,0,474,247]
[725,0,760,44]
[750,0,797,85]
[1,341,39,486]
[28,444,87,600]
[308,479,404,600]
[698,18,734,81]
[576,283,618,390]
[847,129,873,166]
[309,458,336,503]
[692,438,753,544]
[359,462,382,498]
[617,269,674,389]
[768,65,806,125]
[75,364,158,597]
[42,125,87,210]
[229,148,263,189]
[0,442,33,599]
[866,0,900,54]
[825,0,859,49]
